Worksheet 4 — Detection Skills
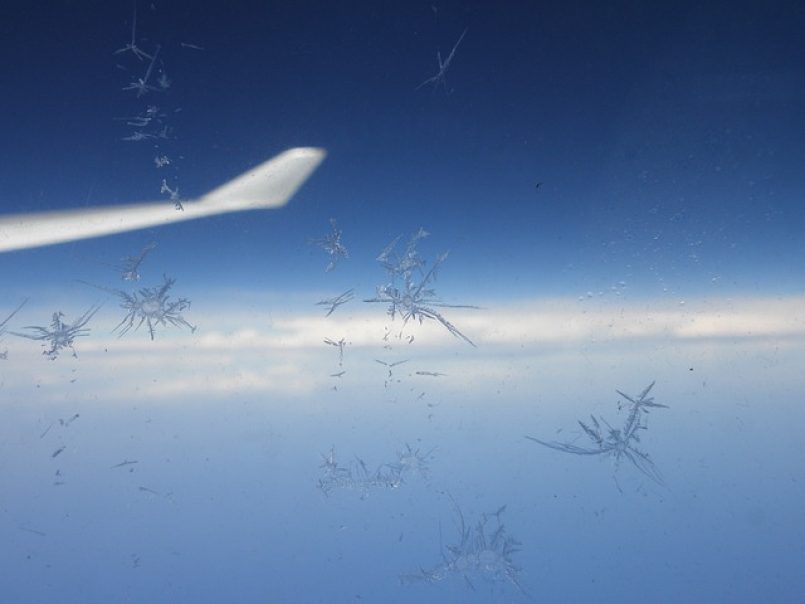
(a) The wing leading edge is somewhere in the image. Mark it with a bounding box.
[0,147,326,253]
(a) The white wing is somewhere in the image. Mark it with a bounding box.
[0,147,326,252]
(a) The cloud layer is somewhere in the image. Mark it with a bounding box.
[2,294,803,403]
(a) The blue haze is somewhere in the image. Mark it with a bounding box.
[0,1,804,603]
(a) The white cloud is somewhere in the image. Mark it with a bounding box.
[3,294,803,403]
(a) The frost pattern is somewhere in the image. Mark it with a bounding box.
[318,443,434,498]
[388,442,437,483]
[315,289,354,317]
[113,1,153,62]
[0,299,27,358]
[323,337,347,366]
[416,28,468,92]
[160,179,183,211]
[122,44,162,97]
[12,305,100,359]
[118,242,156,281]
[0,299,26,339]
[401,498,528,597]
[526,381,667,488]
[111,275,196,340]
[310,218,348,272]
[375,358,408,388]
[365,228,478,346]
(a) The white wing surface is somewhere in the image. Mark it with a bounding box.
[0,147,326,252]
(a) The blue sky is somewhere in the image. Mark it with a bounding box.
[1,1,803,301]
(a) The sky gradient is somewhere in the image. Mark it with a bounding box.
[1,2,804,603]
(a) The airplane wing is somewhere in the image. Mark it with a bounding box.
[0,147,326,253]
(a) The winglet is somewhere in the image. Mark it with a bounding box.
[0,147,326,252]
[199,147,326,210]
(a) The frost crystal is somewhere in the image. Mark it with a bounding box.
[310,218,348,272]
[366,228,478,346]
[122,44,161,98]
[160,179,183,211]
[157,71,171,90]
[116,105,162,129]
[111,275,196,340]
[526,381,667,488]
[0,299,26,339]
[376,227,429,279]
[0,299,27,357]
[375,358,408,388]
[401,498,528,597]
[12,305,100,359]
[315,289,354,317]
[317,447,401,498]
[122,131,154,142]
[388,443,437,482]
[323,337,347,366]
[117,242,156,281]
[318,443,434,498]
[416,28,468,92]
[114,1,153,62]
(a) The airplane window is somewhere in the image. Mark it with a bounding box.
[1,2,802,602]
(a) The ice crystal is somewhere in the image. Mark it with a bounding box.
[310,218,348,272]
[12,305,100,359]
[401,498,528,597]
[315,289,354,317]
[160,179,183,211]
[122,131,154,142]
[117,242,156,281]
[114,1,153,62]
[122,43,161,97]
[317,447,401,498]
[525,381,667,487]
[416,28,468,92]
[388,443,436,482]
[116,105,162,129]
[366,228,478,346]
[376,227,430,280]
[0,299,27,357]
[0,299,26,339]
[318,443,434,498]
[157,71,171,90]
[111,275,196,340]
[323,337,347,366]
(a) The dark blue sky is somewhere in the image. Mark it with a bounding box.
[1,0,803,299]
